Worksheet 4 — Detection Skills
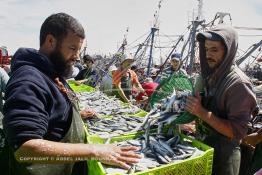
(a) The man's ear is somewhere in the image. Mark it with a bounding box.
[45,34,57,50]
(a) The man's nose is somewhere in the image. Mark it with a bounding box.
[73,50,81,60]
[206,50,213,58]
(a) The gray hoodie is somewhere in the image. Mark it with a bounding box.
[196,25,257,140]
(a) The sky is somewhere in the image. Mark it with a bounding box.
[0,0,261,66]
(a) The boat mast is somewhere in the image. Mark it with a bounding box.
[147,0,162,77]
[188,0,204,75]
[117,27,129,54]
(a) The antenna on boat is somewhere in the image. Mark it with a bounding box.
[186,0,205,75]
[146,0,163,77]
[152,0,163,28]
[197,0,203,21]
[117,27,129,54]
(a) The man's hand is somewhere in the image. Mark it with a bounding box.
[243,132,262,149]
[90,144,142,169]
[180,122,196,134]
[80,109,97,119]
[75,80,85,86]
[185,92,204,117]
[185,92,234,139]
[137,86,145,93]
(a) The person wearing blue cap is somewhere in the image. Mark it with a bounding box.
[155,52,187,83]
[170,52,187,74]
[185,25,257,175]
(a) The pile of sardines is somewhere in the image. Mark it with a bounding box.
[84,115,145,138]
[78,91,141,116]
[78,90,192,138]
[104,134,204,174]
[77,91,145,138]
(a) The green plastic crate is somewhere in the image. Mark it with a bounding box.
[67,80,95,93]
[87,133,214,175]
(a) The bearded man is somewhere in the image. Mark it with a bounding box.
[185,25,257,175]
[2,13,140,175]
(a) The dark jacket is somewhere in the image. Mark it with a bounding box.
[3,48,72,150]
[197,25,257,140]
[74,67,98,87]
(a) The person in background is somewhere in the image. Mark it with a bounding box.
[169,53,187,75]
[3,13,140,175]
[155,52,187,83]
[69,58,84,79]
[2,64,11,76]
[135,67,146,84]
[0,67,9,129]
[135,77,158,110]
[74,58,84,72]
[100,65,117,96]
[185,25,257,175]
[130,65,138,71]
[0,67,9,112]
[74,54,98,87]
[112,57,144,103]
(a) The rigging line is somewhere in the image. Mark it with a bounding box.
[156,29,163,59]
[154,43,172,48]
[158,34,183,37]
[159,31,182,43]
[154,40,179,48]
[155,40,178,44]
[239,34,262,37]
[238,48,247,52]
[234,26,262,31]
[250,50,262,65]
[154,46,174,48]
[159,25,191,42]
[240,43,257,58]
[125,31,150,48]
[202,16,219,28]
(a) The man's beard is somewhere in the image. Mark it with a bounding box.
[49,47,74,78]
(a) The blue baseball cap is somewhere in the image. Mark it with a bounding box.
[171,53,181,61]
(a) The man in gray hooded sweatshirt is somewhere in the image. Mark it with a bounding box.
[185,25,257,175]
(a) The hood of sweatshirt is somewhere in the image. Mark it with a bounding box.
[196,25,238,87]
[11,47,59,78]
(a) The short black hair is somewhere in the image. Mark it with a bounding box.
[131,65,138,70]
[40,12,85,46]
[83,54,94,63]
